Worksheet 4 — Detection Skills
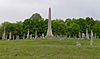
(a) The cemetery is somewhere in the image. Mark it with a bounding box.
[0,8,100,59]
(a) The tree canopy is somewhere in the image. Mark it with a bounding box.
[0,13,100,39]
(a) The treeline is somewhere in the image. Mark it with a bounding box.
[0,13,100,39]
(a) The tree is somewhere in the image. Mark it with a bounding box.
[52,19,66,36]
[92,20,100,37]
[66,22,80,37]
[85,17,95,32]
[23,13,43,37]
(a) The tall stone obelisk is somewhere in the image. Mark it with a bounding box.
[46,8,53,37]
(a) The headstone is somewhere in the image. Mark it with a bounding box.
[35,31,37,39]
[90,30,93,46]
[27,29,30,39]
[86,29,89,40]
[76,42,81,47]
[66,34,68,38]
[23,34,25,39]
[78,32,81,39]
[46,8,53,37]
[9,32,12,40]
[82,33,85,39]
[16,35,19,40]
[68,35,71,39]
[94,33,96,39]
[13,35,14,40]
[30,34,33,39]
[2,27,6,40]
[42,33,44,39]
[5,35,7,40]
[74,35,77,39]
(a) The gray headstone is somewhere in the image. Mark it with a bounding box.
[86,29,89,40]
[76,42,81,47]
[82,33,85,39]
[66,34,68,38]
[5,35,7,40]
[2,28,6,40]
[16,35,19,40]
[68,35,71,39]
[78,32,81,39]
[30,34,33,39]
[23,34,25,39]
[27,29,30,39]
[94,33,96,39]
[74,35,77,39]
[42,33,44,39]
[13,35,14,40]
[35,31,37,39]
[90,30,93,46]
[9,32,12,40]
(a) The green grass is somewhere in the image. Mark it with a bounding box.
[0,39,100,59]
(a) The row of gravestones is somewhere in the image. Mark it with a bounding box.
[79,29,96,40]
[2,29,96,41]
[76,30,95,46]
[2,30,45,40]
[55,29,96,42]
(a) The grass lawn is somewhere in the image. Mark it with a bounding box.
[0,38,100,59]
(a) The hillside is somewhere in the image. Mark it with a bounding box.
[0,39,100,59]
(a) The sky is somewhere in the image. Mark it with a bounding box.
[0,0,100,23]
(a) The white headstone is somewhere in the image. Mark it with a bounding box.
[23,34,25,39]
[42,33,44,39]
[90,30,93,46]
[13,35,14,40]
[79,32,81,39]
[86,29,89,40]
[82,33,85,39]
[30,34,33,39]
[16,35,19,40]
[76,42,81,47]
[27,29,30,39]
[35,31,37,39]
[94,33,96,39]
[68,35,71,39]
[9,32,12,40]
[2,28,6,40]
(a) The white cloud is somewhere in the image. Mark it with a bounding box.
[0,0,100,23]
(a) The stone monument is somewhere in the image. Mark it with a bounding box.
[46,8,53,37]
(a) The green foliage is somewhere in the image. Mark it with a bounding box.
[0,12,100,39]
[52,20,66,35]
[66,23,80,36]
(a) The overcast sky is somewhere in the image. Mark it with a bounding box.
[0,0,100,23]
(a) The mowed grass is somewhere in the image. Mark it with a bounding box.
[0,38,100,59]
